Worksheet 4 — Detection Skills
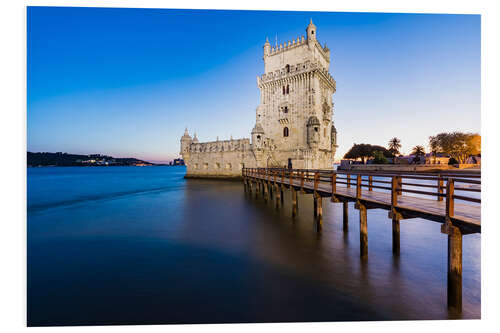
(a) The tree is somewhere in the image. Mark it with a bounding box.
[411,145,425,157]
[344,144,391,164]
[428,132,481,164]
[388,137,402,156]
[372,150,388,164]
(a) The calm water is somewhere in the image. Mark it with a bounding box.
[27,166,480,326]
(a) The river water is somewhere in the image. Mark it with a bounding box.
[27,166,480,326]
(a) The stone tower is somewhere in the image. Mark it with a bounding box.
[180,21,338,178]
[255,20,337,169]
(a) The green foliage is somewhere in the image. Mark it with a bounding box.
[344,144,391,164]
[411,145,425,157]
[428,132,481,164]
[388,137,402,156]
[372,150,388,164]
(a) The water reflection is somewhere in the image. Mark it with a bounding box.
[27,169,480,326]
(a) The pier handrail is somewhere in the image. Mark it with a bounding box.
[242,167,481,207]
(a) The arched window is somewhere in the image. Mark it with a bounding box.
[286,85,289,94]
[283,86,286,95]
[283,127,289,137]
[286,64,290,73]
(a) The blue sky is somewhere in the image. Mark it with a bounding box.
[27,7,480,163]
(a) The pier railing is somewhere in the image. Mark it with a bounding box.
[243,168,481,217]
[242,167,481,312]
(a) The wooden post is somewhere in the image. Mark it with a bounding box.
[359,203,368,259]
[438,176,444,201]
[314,172,319,192]
[270,182,274,200]
[347,173,351,188]
[397,176,403,195]
[292,187,298,217]
[391,176,398,207]
[447,225,463,311]
[368,175,373,191]
[332,172,337,194]
[313,195,318,218]
[343,201,349,232]
[275,183,281,209]
[356,174,361,198]
[300,171,305,193]
[446,178,455,219]
[392,216,400,255]
[315,192,323,230]
[263,180,268,202]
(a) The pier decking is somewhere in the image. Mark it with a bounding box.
[242,167,481,313]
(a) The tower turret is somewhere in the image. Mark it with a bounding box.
[306,18,317,42]
[180,128,192,154]
[331,123,337,147]
[251,123,265,149]
[263,37,271,57]
[306,116,321,149]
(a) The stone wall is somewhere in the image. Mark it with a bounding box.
[183,138,257,178]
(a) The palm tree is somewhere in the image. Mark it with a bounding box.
[411,145,425,157]
[388,137,402,156]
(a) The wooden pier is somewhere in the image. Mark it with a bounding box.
[242,167,481,313]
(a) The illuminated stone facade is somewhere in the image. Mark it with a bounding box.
[181,20,338,178]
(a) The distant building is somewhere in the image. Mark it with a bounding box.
[466,155,481,164]
[173,158,185,166]
[424,153,450,165]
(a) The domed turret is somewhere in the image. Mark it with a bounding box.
[306,116,320,148]
[306,18,317,42]
[331,123,337,147]
[180,128,192,154]
[192,132,199,144]
[251,123,265,148]
[263,37,271,57]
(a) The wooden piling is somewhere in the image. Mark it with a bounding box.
[359,203,368,259]
[316,193,323,219]
[275,184,281,209]
[292,187,298,217]
[447,225,463,311]
[263,180,268,202]
[315,193,323,230]
[392,216,400,255]
[313,195,318,218]
[343,201,349,232]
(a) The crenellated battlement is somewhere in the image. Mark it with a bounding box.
[267,36,329,57]
[258,60,336,89]
[189,138,251,153]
